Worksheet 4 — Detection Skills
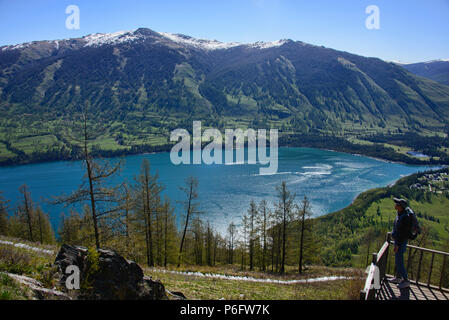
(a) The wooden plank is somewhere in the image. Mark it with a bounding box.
[371,234,449,301]
[388,240,449,256]
[402,244,449,257]
[362,263,377,300]
[380,277,449,300]
[376,242,389,264]
[386,273,449,293]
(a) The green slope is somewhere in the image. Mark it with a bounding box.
[1,28,449,164]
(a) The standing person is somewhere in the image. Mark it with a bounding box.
[391,198,411,289]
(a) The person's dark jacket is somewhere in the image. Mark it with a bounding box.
[392,209,411,245]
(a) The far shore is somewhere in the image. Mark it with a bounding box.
[1,141,447,168]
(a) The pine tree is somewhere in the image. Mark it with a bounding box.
[227,221,237,265]
[177,176,200,267]
[245,200,258,271]
[205,221,214,266]
[365,227,376,266]
[0,191,9,236]
[53,107,123,249]
[275,181,295,274]
[34,207,55,244]
[134,159,163,267]
[119,183,133,251]
[192,218,204,265]
[257,199,270,271]
[59,210,83,245]
[160,197,177,267]
[296,196,312,274]
[19,184,34,242]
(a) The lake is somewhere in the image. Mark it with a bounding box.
[0,147,435,234]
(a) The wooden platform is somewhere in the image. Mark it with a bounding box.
[377,276,449,300]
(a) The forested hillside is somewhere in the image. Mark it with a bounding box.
[1,28,449,165]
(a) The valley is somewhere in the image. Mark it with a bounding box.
[1,28,449,166]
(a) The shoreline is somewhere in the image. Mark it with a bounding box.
[1,141,447,168]
[1,146,444,239]
[321,165,448,221]
[0,145,440,205]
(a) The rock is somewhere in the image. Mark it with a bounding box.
[54,244,168,300]
[166,289,187,300]
[2,272,71,300]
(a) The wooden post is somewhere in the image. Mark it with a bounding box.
[416,250,423,284]
[360,290,366,300]
[427,253,435,287]
[381,243,389,280]
[440,255,447,290]
[406,247,412,279]
[385,233,392,276]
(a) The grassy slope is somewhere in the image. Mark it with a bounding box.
[2,120,446,166]
[143,264,364,300]
[146,268,362,300]
[314,167,449,270]
[0,236,364,300]
[364,195,449,246]
[1,169,448,300]
[0,236,58,300]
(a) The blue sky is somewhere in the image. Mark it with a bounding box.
[0,0,448,63]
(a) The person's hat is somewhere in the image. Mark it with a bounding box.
[393,197,408,208]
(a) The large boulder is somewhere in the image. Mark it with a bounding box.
[54,244,168,300]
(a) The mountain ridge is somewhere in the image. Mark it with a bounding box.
[401,60,449,86]
[1,27,449,164]
[0,28,300,53]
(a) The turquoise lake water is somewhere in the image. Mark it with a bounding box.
[0,147,435,233]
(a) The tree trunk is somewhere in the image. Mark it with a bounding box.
[144,171,154,267]
[164,204,168,268]
[22,189,33,242]
[83,116,100,249]
[298,212,305,274]
[142,189,150,267]
[38,210,43,244]
[178,182,193,267]
[281,208,286,274]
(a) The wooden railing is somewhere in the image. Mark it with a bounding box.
[386,234,449,292]
[360,232,449,300]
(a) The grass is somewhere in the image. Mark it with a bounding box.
[0,273,33,300]
[0,237,61,300]
[143,265,365,300]
[0,236,57,277]
[0,142,15,160]
[0,235,366,300]
[0,235,367,300]
[0,109,447,165]
[364,194,449,248]
[348,137,431,161]
[0,235,57,254]
[11,134,61,155]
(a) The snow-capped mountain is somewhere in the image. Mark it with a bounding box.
[1,28,292,52]
[401,59,449,86]
[1,27,449,137]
